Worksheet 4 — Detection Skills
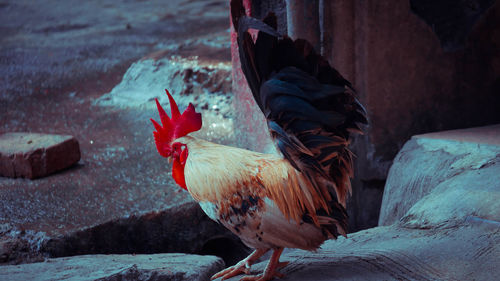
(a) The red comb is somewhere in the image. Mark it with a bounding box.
[151,89,202,157]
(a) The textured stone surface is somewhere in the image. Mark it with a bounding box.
[0,133,80,179]
[379,124,500,226]
[0,253,225,281]
[223,223,499,281]
[94,56,235,146]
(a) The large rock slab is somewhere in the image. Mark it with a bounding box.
[379,124,500,226]
[0,253,224,281]
[222,125,500,280]
[0,133,80,179]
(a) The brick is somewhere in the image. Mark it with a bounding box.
[0,133,80,179]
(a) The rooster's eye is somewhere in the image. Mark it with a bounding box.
[171,142,187,161]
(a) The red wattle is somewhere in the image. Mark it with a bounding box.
[172,158,187,190]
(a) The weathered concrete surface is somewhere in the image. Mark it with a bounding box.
[0,133,80,179]
[0,223,48,264]
[0,0,230,99]
[96,57,232,111]
[0,0,231,250]
[222,125,500,280]
[0,253,225,281]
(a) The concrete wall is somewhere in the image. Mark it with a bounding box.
[231,0,500,231]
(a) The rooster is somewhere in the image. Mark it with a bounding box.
[150,0,367,280]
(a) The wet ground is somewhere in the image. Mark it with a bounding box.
[0,0,232,239]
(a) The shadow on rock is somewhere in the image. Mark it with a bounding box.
[43,202,250,266]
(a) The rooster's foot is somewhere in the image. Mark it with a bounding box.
[211,248,269,280]
[239,248,287,281]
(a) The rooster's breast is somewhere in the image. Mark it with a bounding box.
[198,193,326,251]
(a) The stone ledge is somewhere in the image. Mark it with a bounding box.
[0,253,224,281]
[414,124,500,146]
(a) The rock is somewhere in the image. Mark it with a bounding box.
[221,125,500,280]
[0,133,80,179]
[95,56,232,112]
[0,253,225,281]
[95,55,236,146]
[379,124,500,226]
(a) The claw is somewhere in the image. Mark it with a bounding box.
[213,248,287,281]
[211,249,269,280]
[240,248,286,281]
[211,266,241,280]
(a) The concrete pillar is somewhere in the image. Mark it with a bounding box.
[320,0,355,83]
[285,0,320,51]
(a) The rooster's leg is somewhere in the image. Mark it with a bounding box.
[211,248,269,280]
[240,247,287,281]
